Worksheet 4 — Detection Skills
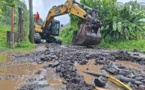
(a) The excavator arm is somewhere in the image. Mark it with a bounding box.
[41,0,100,29]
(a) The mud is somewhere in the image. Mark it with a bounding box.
[1,43,145,90]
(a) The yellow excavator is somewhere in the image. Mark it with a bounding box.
[34,0,102,46]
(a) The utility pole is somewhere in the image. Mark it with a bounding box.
[29,0,34,43]
[11,8,15,47]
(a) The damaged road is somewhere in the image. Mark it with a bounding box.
[0,43,145,90]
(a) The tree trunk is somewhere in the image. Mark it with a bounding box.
[29,0,34,43]
[18,8,24,41]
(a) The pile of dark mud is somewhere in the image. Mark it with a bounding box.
[12,43,145,90]
[96,62,145,90]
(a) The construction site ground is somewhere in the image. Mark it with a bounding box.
[0,43,145,90]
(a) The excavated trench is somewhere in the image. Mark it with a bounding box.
[0,43,145,90]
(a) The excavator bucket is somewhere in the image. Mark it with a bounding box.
[72,24,101,46]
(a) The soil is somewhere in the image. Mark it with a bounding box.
[0,43,145,90]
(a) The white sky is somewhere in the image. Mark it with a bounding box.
[23,0,145,25]
[118,0,145,3]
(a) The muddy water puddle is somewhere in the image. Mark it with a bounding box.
[0,52,65,90]
[0,52,44,90]
[48,77,65,90]
[0,79,17,90]
[77,60,103,84]
[0,52,12,63]
[44,63,66,90]
[0,61,43,90]
[76,60,120,90]
[48,77,64,85]
[77,59,145,90]
[115,60,145,73]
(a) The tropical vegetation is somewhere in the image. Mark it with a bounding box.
[59,0,145,50]
[0,0,36,50]
[0,0,145,51]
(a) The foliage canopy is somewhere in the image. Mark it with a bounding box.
[69,0,145,42]
[0,0,36,49]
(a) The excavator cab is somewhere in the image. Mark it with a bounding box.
[38,20,60,39]
[49,20,60,36]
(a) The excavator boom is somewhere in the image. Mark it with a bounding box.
[42,0,96,28]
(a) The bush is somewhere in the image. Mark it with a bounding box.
[58,25,78,44]
[99,39,145,50]
[0,23,10,49]
[16,39,36,49]
[77,0,145,41]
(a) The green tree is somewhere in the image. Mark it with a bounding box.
[71,0,145,42]
[0,0,35,49]
[0,0,15,18]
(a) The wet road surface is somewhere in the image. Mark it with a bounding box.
[0,43,145,90]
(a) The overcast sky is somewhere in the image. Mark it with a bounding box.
[23,0,145,25]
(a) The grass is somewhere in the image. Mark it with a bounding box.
[98,39,145,51]
[0,23,10,49]
[0,23,37,52]
[58,25,78,45]
[58,25,145,51]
